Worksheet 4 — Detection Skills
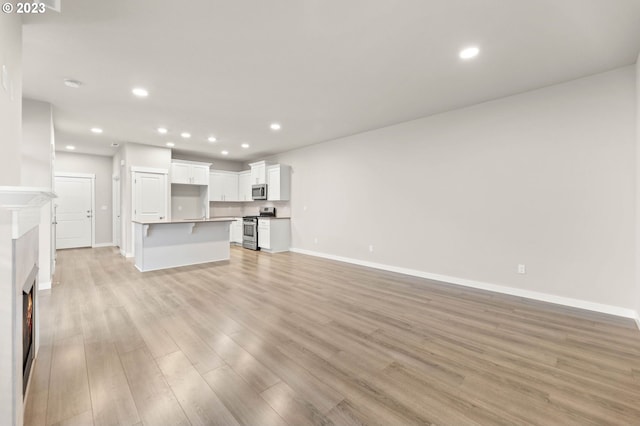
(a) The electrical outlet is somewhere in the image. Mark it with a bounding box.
[369,245,374,253]
[517,264,526,274]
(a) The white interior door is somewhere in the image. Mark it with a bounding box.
[133,171,167,222]
[55,175,93,249]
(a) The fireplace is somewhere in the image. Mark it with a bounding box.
[22,268,37,395]
[0,187,55,426]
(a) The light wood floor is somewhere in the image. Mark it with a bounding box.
[24,246,640,426]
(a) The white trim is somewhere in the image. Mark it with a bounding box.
[634,312,640,331]
[91,177,95,248]
[125,252,134,258]
[119,248,126,256]
[130,166,168,174]
[38,281,51,291]
[92,242,114,248]
[54,172,95,179]
[289,248,638,320]
[171,159,212,167]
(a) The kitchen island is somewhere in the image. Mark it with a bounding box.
[132,218,235,272]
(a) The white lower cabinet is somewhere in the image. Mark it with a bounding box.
[258,218,290,252]
[230,218,243,244]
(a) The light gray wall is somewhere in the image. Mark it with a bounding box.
[172,152,244,172]
[122,143,172,255]
[22,99,53,187]
[272,66,637,311]
[55,152,113,245]
[636,54,640,319]
[22,98,55,287]
[0,12,22,186]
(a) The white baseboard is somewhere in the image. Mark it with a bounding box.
[125,252,134,258]
[38,281,51,291]
[290,247,639,323]
[92,242,114,248]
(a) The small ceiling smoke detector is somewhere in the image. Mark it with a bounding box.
[63,79,82,88]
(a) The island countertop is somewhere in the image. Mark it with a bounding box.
[132,217,236,225]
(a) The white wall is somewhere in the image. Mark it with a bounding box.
[21,98,54,288]
[272,66,637,313]
[0,11,22,426]
[0,12,22,186]
[55,152,113,245]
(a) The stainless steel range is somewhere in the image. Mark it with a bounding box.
[242,216,259,250]
[242,207,276,250]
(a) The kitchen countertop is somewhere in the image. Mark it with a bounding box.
[210,216,291,220]
[132,217,236,225]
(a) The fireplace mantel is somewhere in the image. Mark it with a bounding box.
[0,186,55,426]
[0,186,56,238]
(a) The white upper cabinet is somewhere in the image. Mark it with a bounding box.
[249,161,270,185]
[191,165,209,185]
[267,164,291,201]
[209,170,239,202]
[238,171,251,201]
[170,160,211,185]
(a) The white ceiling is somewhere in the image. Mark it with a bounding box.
[22,0,640,160]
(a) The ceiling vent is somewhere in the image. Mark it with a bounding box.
[35,0,61,12]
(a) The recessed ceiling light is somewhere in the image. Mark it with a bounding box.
[180,132,191,138]
[166,142,175,147]
[208,136,217,143]
[65,145,75,150]
[241,143,250,149]
[459,46,480,60]
[221,150,229,156]
[270,123,281,131]
[63,79,82,88]
[90,127,103,134]
[157,127,168,134]
[132,87,149,97]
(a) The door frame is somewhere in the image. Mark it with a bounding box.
[54,172,96,248]
[112,174,120,248]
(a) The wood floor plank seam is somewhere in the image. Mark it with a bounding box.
[26,246,640,426]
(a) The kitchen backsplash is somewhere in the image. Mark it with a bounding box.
[243,201,291,217]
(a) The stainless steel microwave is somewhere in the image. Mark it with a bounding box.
[252,184,267,200]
